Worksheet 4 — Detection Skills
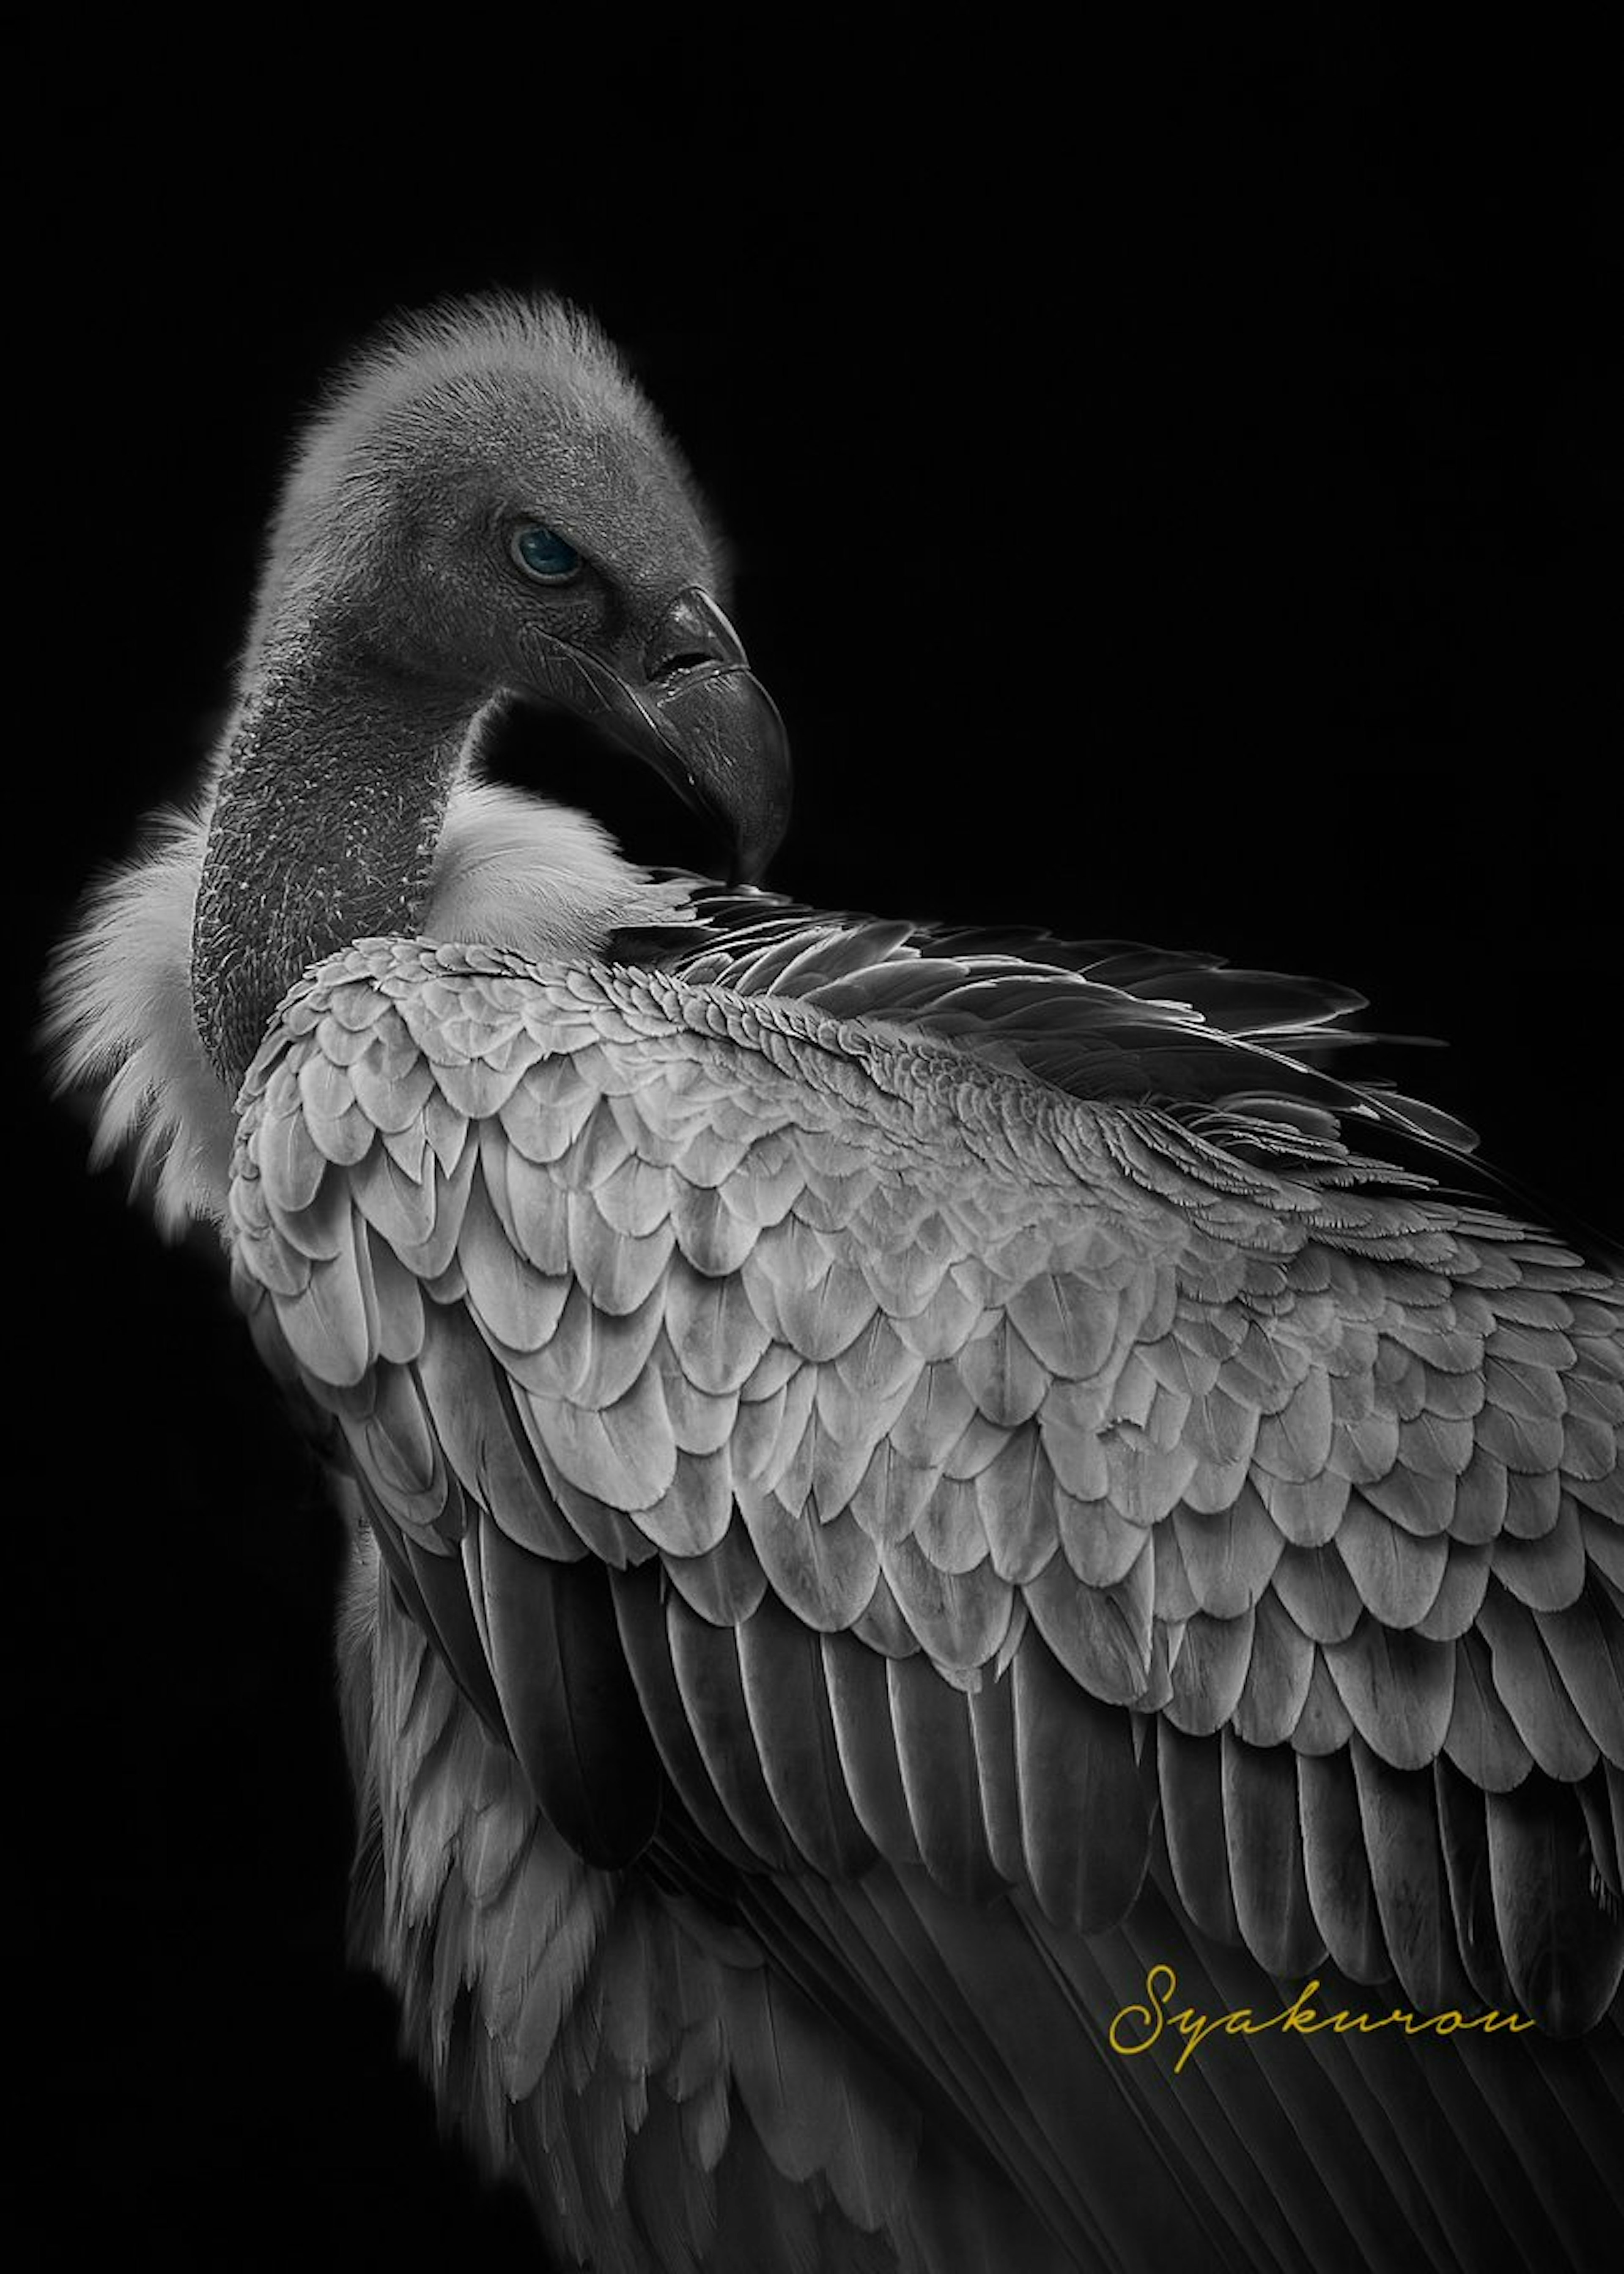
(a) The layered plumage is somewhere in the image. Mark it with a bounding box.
[48,295,1623,2274]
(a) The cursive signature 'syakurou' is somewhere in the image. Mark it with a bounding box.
[1108,1966,1537,2074]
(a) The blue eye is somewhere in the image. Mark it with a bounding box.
[510,524,581,582]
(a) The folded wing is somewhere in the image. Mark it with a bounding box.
[236,936,1624,2273]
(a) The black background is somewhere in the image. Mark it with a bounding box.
[18,25,1618,2269]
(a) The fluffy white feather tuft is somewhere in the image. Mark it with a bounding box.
[426,783,697,961]
[44,804,236,1238]
[45,782,698,1236]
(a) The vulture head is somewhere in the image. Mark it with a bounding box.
[191,294,791,1084]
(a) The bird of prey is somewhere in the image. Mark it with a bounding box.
[48,294,1622,2274]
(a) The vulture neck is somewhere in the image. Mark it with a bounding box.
[192,621,480,1088]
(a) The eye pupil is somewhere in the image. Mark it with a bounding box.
[513,524,580,581]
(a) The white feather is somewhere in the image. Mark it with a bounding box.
[44,781,697,1237]
[426,782,695,962]
[44,804,235,1239]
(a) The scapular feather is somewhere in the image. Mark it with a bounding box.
[884,1653,1007,1905]
[1487,1777,1624,2033]
[1155,1722,1243,1947]
[1352,1739,1476,2015]
[479,1520,664,1866]
[1221,1729,1325,1974]
[1432,1755,1520,2012]
[1298,1748,1392,1983]
[735,1593,876,1880]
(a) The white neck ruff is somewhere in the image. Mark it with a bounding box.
[46,782,696,1236]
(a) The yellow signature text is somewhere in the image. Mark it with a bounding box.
[1108,1965,1536,2074]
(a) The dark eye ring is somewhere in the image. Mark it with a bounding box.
[510,524,582,583]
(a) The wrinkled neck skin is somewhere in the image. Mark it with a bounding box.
[49,639,694,1239]
[192,617,480,1087]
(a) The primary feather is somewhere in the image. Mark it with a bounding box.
[48,293,1623,2274]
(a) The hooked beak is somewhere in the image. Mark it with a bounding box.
[521,588,792,885]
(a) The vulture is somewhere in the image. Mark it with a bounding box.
[47,294,1623,2274]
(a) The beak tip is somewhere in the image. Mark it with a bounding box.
[529,613,793,892]
[727,787,793,890]
[727,841,769,890]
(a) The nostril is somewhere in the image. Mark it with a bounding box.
[642,588,748,680]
